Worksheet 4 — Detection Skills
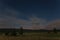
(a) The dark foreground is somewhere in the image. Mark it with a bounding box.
[0,32,60,40]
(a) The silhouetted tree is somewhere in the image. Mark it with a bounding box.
[53,28,57,33]
[20,27,23,35]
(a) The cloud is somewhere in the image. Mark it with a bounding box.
[29,16,47,29]
[0,1,48,29]
[0,7,60,30]
[0,3,19,28]
[0,18,15,28]
[16,16,48,29]
[0,8,48,29]
[0,1,60,30]
[45,19,60,30]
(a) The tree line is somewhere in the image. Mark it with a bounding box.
[4,27,57,36]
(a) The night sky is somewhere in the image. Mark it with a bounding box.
[0,0,60,29]
[0,0,57,20]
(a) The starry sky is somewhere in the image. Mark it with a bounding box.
[0,0,60,29]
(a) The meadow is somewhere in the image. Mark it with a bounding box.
[0,32,60,40]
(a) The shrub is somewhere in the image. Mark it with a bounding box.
[5,32,9,36]
[11,31,17,36]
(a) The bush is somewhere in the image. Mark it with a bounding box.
[48,31,50,33]
[11,31,17,36]
[5,32,9,36]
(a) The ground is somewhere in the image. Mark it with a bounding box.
[0,32,60,40]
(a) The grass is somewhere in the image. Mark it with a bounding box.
[0,32,60,40]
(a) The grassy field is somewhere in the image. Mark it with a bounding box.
[0,32,60,40]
